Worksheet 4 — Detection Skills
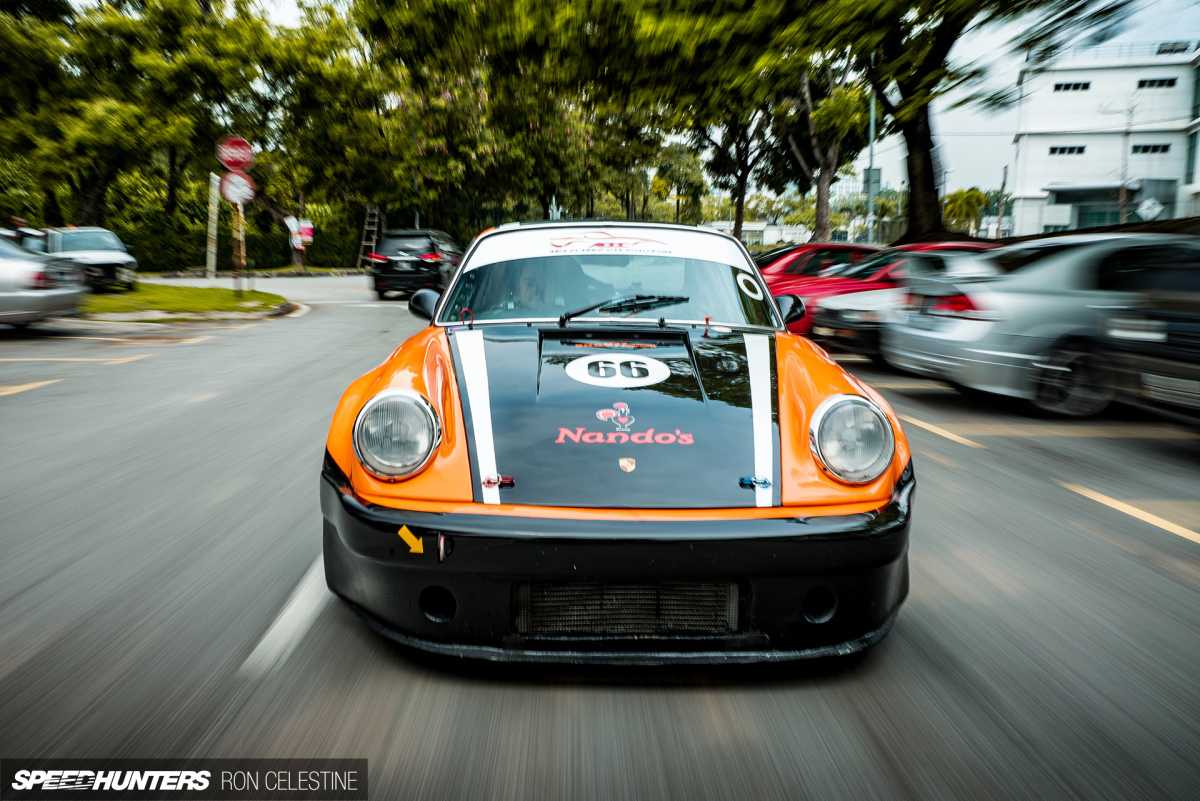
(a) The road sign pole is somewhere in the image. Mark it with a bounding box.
[233,202,246,298]
[206,173,220,279]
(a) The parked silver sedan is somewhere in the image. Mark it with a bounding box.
[0,237,86,328]
[882,234,1200,416]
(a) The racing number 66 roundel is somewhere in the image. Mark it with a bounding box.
[320,221,914,664]
[564,353,671,388]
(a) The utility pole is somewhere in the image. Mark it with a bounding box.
[996,166,1007,239]
[1119,105,1132,224]
[205,173,219,279]
[868,88,877,243]
[1101,99,1137,226]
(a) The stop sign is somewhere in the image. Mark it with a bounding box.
[217,136,255,171]
[220,170,256,205]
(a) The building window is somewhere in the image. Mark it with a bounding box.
[1132,144,1171,154]
[1049,146,1086,155]
[1043,225,1070,233]
[1053,82,1091,91]
[1187,132,1198,184]
[1137,78,1177,89]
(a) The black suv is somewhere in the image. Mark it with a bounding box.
[1103,241,1200,427]
[369,229,462,299]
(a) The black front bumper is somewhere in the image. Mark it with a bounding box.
[373,267,442,292]
[321,459,913,664]
[810,313,882,355]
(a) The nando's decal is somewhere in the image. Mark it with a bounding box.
[555,402,694,445]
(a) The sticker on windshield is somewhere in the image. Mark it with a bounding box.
[551,231,666,249]
[737,273,764,300]
[564,354,671,388]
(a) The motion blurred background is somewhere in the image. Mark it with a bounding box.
[3,0,1200,799]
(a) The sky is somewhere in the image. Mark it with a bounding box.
[262,0,1200,195]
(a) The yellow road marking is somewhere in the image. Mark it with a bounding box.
[179,335,213,344]
[952,423,1197,439]
[1060,483,1200,547]
[899,415,987,449]
[228,323,259,330]
[0,379,63,396]
[103,354,152,365]
[397,525,424,554]
[914,446,962,469]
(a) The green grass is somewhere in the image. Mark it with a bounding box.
[82,284,287,315]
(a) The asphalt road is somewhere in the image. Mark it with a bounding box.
[3,275,1200,799]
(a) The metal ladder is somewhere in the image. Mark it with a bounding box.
[356,205,384,271]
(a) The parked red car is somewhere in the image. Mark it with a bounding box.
[773,242,995,335]
[758,243,880,289]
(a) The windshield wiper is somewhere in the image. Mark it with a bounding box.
[558,294,690,327]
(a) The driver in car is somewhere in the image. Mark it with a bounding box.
[517,261,556,310]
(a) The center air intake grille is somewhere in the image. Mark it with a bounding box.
[514,581,739,637]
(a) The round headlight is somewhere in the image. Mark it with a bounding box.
[353,389,442,479]
[810,395,895,484]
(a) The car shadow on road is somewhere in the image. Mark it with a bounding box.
[368,629,885,689]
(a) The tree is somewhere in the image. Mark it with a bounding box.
[653,144,706,224]
[0,0,271,226]
[792,0,1132,240]
[766,53,870,242]
[690,105,776,239]
[943,187,987,234]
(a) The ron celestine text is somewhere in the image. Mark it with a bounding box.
[1,759,367,800]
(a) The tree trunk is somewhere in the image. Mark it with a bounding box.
[813,166,833,242]
[43,188,64,226]
[165,145,179,217]
[733,171,748,241]
[539,194,551,219]
[71,168,116,225]
[675,195,679,224]
[897,103,945,240]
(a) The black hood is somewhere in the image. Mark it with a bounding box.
[447,324,780,509]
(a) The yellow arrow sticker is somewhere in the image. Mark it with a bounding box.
[398,525,424,554]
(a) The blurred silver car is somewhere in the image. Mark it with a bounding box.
[0,237,86,328]
[812,252,1000,362]
[882,234,1200,416]
[41,227,137,291]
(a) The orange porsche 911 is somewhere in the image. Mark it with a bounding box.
[321,222,914,663]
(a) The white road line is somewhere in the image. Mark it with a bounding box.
[238,556,332,678]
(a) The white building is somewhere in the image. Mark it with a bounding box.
[1010,41,1200,236]
[703,220,812,245]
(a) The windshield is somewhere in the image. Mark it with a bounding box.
[752,245,796,267]
[378,234,435,254]
[439,254,778,327]
[835,250,904,280]
[60,231,124,251]
[988,242,1085,273]
[0,238,36,258]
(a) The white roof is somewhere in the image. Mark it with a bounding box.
[464,224,753,272]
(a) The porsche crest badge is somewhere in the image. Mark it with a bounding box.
[619,458,636,473]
